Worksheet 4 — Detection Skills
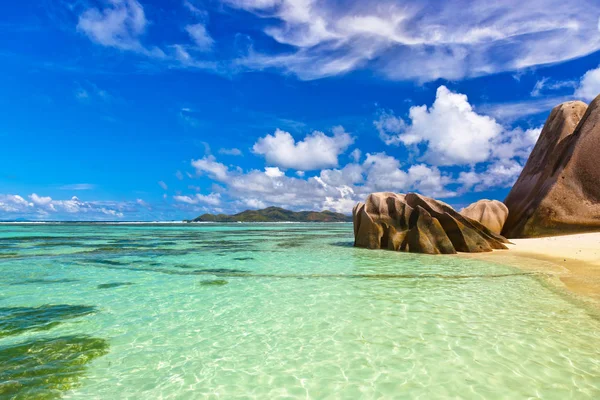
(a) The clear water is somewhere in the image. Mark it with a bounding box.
[1,223,599,399]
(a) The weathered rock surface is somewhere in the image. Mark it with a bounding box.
[460,200,509,234]
[502,97,600,238]
[353,192,509,254]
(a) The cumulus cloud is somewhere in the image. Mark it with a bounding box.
[0,195,32,213]
[575,65,600,101]
[191,155,230,181]
[0,194,127,220]
[30,193,54,208]
[264,167,285,178]
[184,150,457,214]
[228,0,600,81]
[173,193,221,206]
[252,127,354,170]
[377,86,503,165]
[376,86,542,169]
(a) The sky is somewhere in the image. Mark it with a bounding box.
[1,0,600,221]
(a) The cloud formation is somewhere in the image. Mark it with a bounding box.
[375,86,540,166]
[575,65,600,101]
[77,0,163,57]
[252,127,354,170]
[229,0,600,81]
[75,0,600,82]
[0,194,126,220]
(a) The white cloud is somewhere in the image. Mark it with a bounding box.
[531,77,577,97]
[458,160,525,192]
[376,86,542,169]
[374,111,406,146]
[491,127,542,161]
[0,194,127,220]
[185,23,214,51]
[264,167,285,178]
[77,0,163,57]
[173,193,221,206]
[349,149,361,163]
[575,65,600,101]
[158,181,168,190]
[252,127,354,170]
[74,0,600,83]
[184,149,458,214]
[191,155,230,181]
[0,195,32,213]
[378,86,503,166]
[218,148,243,156]
[229,0,600,82]
[30,193,54,207]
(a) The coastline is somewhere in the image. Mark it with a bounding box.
[461,232,600,307]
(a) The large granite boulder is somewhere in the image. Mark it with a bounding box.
[353,192,509,254]
[460,200,508,234]
[502,97,600,238]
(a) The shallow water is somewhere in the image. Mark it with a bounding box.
[1,223,599,399]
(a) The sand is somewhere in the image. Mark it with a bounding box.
[462,232,600,306]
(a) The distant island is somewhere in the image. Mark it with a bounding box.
[190,206,352,222]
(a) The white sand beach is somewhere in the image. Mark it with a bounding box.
[467,232,600,305]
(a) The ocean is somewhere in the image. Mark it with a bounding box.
[1,223,599,398]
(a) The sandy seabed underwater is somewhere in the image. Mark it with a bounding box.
[1,223,599,399]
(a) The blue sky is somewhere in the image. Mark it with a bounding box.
[1,0,600,221]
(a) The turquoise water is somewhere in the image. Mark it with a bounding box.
[1,223,600,399]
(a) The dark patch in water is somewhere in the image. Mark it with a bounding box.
[88,259,125,266]
[34,241,83,248]
[233,257,254,261]
[329,241,354,248]
[277,242,303,248]
[198,268,250,274]
[97,282,134,289]
[0,253,20,259]
[173,264,197,269]
[0,335,109,399]
[199,279,228,286]
[12,278,79,286]
[0,305,97,338]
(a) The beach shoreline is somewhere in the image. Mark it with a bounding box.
[460,232,600,307]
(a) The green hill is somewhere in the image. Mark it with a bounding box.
[191,207,352,222]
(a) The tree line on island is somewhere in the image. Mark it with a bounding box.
[190,206,352,222]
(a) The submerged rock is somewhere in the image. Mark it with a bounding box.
[0,335,108,398]
[460,199,508,234]
[502,98,600,237]
[0,305,97,338]
[353,192,509,254]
